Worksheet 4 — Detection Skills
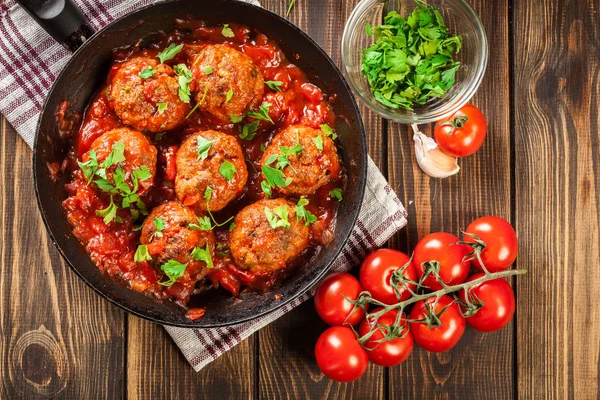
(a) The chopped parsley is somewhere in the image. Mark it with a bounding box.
[157,43,184,64]
[221,24,235,38]
[265,206,291,229]
[229,222,236,232]
[320,124,337,140]
[196,136,213,160]
[361,3,462,110]
[191,244,214,269]
[152,218,165,238]
[265,80,284,91]
[239,120,259,140]
[156,102,168,114]
[287,0,295,16]
[247,102,273,124]
[173,64,193,103]
[261,165,292,197]
[313,135,323,152]
[139,66,156,79]
[230,114,244,124]
[158,260,188,286]
[96,196,119,224]
[219,160,237,181]
[134,245,152,262]
[203,187,234,228]
[77,150,99,184]
[188,216,213,231]
[274,140,302,170]
[203,66,213,74]
[225,88,234,103]
[295,197,318,226]
[330,188,343,201]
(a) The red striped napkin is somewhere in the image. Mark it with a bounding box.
[0,0,408,371]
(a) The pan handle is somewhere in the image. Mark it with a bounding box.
[15,0,95,52]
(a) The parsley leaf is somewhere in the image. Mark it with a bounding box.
[313,135,323,152]
[96,196,119,224]
[247,102,274,124]
[276,141,302,170]
[134,245,152,262]
[188,216,213,231]
[239,120,259,140]
[330,188,343,201]
[173,64,193,103]
[139,66,156,79]
[153,218,165,238]
[204,186,213,202]
[265,206,291,229]
[156,102,167,114]
[225,88,234,103]
[295,197,318,226]
[320,124,337,140]
[229,222,236,232]
[230,114,244,124]
[287,0,295,16]
[203,66,213,74]
[158,260,188,286]
[101,142,126,169]
[221,24,235,38]
[196,136,213,160]
[78,150,99,184]
[219,160,237,181]
[262,165,291,190]
[191,244,214,269]
[265,81,284,91]
[157,43,184,64]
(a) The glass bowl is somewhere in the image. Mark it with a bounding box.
[341,0,488,124]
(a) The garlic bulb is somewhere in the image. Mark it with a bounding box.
[411,124,460,179]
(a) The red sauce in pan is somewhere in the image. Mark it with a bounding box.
[61,21,345,309]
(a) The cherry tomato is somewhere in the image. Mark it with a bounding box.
[458,273,515,332]
[315,326,369,382]
[434,103,487,157]
[409,295,466,352]
[412,233,470,291]
[314,272,365,326]
[359,249,417,305]
[464,216,518,272]
[358,308,413,366]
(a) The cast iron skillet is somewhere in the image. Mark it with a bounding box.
[20,0,367,327]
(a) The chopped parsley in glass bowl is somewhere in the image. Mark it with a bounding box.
[341,0,487,124]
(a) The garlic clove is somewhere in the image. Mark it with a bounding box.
[411,124,460,179]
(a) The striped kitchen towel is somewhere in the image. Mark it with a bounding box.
[0,0,408,371]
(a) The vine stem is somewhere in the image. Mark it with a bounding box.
[361,268,527,322]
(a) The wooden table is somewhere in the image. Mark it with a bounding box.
[1,0,598,398]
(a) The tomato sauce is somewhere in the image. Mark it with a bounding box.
[62,20,346,309]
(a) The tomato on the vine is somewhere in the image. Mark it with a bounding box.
[409,295,466,352]
[434,103,487,157]
[314,272,365,326]
[458,273,515,332]
[315,326,369,382]
[358,308,413,367]
[359,249,417,304]
[464,216,518,272]
[412,233,470,291]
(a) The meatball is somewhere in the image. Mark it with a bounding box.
[191,44,264,121]
[110,57,189,132]
[230,199,310,273]
[140,201,215,278]
[175,130,248,211]
[83,127,157,194]
[261,125,341,196]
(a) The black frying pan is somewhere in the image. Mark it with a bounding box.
[21,0,367,327]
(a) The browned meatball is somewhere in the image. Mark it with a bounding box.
[261,125,341,196]
[110,57,189,132]
[230,199,310,273]
[175,130,248,211]
[191,44,264,121]
[82,127,157,195]
[140,201,215,279]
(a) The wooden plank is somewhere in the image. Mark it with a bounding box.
[0,118,126,398]
[386,0,514,397]
[513,0,600,398]
[257,0,386,398]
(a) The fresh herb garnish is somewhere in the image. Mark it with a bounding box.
[275,141,302,170]
[188,216,213,231]
[156,102,168,114]
[157,43,184,64]
[229,222,236,232]
[239,120,259,140]
[186,86,208,119]
[320,124,337,140]
[286,0,295,17]
[313,135,323,152]
[203,66,213,74]
[158,260,188,286]
[230,114,244,124]
[265,206,291,229]
[203,187,234,228]
[139,66,156,79]
[295,197,318,226]
[105,90,111,101]
[191,244,214,269]
[261,165,292,197]
[330,188,343,201]
[247,102,274,124]
[219,160,237,181]
[361,2,462,110]
[221,24,235,38]
[153,218,165,238]
[265,81,284,91]
[196,136,213,160]
[96,196,119,224]
[225,88,234,103]
[134,245,152,262]
[173,64,193,103]
[78,150,99,184]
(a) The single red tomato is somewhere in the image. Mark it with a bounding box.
[358,308,413,366]
[409,295,466,352]
[314,272,365,326]
[434,103,487,157]
[359,249,417,304]
[315,326,369,382]
[412,233,470,291]
[458,273,515,332]
[464,216,518,272]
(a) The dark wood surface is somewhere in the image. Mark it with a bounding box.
[1,0,598,398]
